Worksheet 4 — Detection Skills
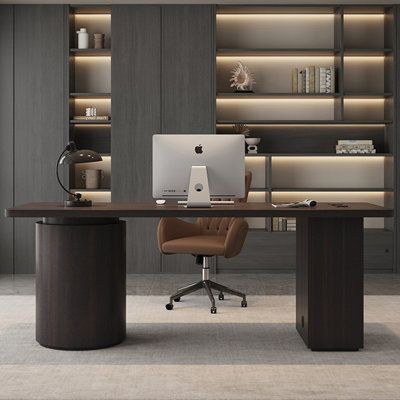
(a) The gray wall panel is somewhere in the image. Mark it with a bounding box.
[160,5,216,273]
[0,6,14,273]
[112,5,161,273]
[14,5,68,273]
[161,5,215,134]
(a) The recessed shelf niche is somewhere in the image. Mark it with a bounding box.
[216,5,394,238]
[68,6,112,202]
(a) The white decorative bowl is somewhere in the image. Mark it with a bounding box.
[245,138,261,145]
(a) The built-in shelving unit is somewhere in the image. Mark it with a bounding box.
[68,6,112,202]
[215,5,395,269]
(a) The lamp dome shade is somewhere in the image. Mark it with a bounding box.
[60,149,103,165]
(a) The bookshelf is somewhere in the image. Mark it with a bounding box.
[68,6,112,202]
[216,5,395,270]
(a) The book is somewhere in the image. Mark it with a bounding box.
[297,70,303,93]
[73,115,111,121]
[319,67,326,93]
[292,68,298,93]
[302,69,307,94]
[305,67,310,93]
[330,66,336,93]
[309,66,315,94]
[336,144,375,149]
[315,67,320,93]
[272,199,317,208]
[338,140,373,145]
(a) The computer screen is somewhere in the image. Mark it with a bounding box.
[153,134,245,205]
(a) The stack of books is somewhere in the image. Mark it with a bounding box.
[292,66,335,94]
[335,139,376,154]
[272,217,296,232]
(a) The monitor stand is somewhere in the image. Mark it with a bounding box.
[186,166,211,208]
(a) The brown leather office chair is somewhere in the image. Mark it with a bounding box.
[157,171,252,314]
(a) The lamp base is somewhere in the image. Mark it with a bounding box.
[64,199,92,207]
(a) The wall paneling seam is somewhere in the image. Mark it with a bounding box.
[12,5,15,275]
[392,5,400,273]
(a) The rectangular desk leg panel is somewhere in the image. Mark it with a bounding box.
[296,217,364,351]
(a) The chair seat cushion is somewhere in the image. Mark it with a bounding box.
[161,235,225,256]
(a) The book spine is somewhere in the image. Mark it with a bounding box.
[320,67,326,94]
[315,67,320,93]
[298,70,303,93]
[282,218,287,232]
[331,66,336,93]
[292,68,298,93]
[325,68,332,94]
[338,140,373,145]
[309,66,315,94]
[305,67,310,94]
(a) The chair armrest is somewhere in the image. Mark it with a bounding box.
[157,217,202,251]
[223,218,249,258]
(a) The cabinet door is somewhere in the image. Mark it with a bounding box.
[112,6,161,273]
[161,5,216,273]
[14,5,68,273]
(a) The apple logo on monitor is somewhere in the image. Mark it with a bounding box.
[195,144,203,154]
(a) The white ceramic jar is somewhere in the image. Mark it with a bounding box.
[76,28,89,49]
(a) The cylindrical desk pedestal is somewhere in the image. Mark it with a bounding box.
[36,218,126,350]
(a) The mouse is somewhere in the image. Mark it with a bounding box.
[156,199,166,205]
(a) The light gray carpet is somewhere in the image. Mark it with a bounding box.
[1,295,400,399]
[2,273,400,295]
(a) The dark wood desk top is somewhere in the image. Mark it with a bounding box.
[5,202,393,218]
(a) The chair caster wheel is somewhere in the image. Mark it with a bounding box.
[241,300,247,308]
[166,303,174,310]
[211,307,217,314]
[174,297,181,302]
[218,293,224,301]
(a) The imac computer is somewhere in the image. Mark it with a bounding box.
[153,134,245,207]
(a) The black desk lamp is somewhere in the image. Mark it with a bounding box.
[57,141,103,207]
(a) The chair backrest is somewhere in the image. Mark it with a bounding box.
[197,171,252,235]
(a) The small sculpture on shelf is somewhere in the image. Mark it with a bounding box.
[76,28,89,49]
[230,61,256,93]
[233,123,251,137]
[233,124,261,154]
[94,33,105,49]
[82,169,104,189]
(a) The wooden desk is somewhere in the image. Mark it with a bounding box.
[5,202,392,351]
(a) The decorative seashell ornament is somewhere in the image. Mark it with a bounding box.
[230,61,256,92]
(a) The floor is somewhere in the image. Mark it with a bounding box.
[2,273,400,296]
[1,274,400,400]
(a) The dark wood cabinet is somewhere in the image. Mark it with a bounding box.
[14,5,68,273]
[112,6,161,273]
[0,6,14,273]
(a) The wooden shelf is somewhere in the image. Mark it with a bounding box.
[217,120,391,125]
[344,92,392,98]
[70,48,111,56]
[217,6,338,14]
[217,48,340,56]
[70,93,111,98]
[344,48,392,56]
[245,153,392,157]
[270,188,393,192]
[249,188,392,192]
[71,189,111,192]
[70,120,111,125]
[217,93,341,98]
